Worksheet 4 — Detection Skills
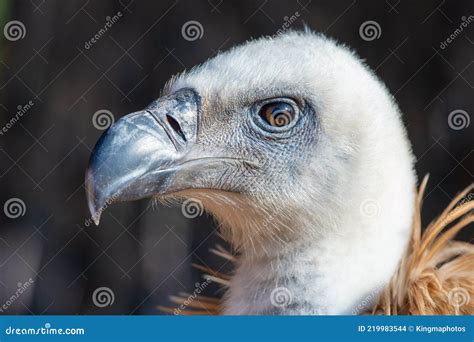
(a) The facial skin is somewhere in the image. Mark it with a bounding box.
[169,89,321,254]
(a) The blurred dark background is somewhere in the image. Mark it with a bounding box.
[0,0,472,314]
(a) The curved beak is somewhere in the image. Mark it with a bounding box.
[85,88,201,225]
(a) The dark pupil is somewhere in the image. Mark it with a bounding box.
[262,103,294,127]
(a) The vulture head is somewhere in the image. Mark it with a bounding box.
[86,31,416,314]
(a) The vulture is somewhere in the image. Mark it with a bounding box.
[85,31,473,315]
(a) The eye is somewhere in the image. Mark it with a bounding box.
[259,101,295,128]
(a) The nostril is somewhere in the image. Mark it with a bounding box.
[166,114,187,142]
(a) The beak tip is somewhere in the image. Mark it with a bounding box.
[85,170,104,226]
[85,89,199,223]
[92,215,101,226]
[87,196,102,226]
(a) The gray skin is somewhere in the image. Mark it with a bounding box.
[86,88,318,225]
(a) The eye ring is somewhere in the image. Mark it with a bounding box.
[254,98,299,133]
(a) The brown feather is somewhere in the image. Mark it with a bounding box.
[163,176,473,315]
